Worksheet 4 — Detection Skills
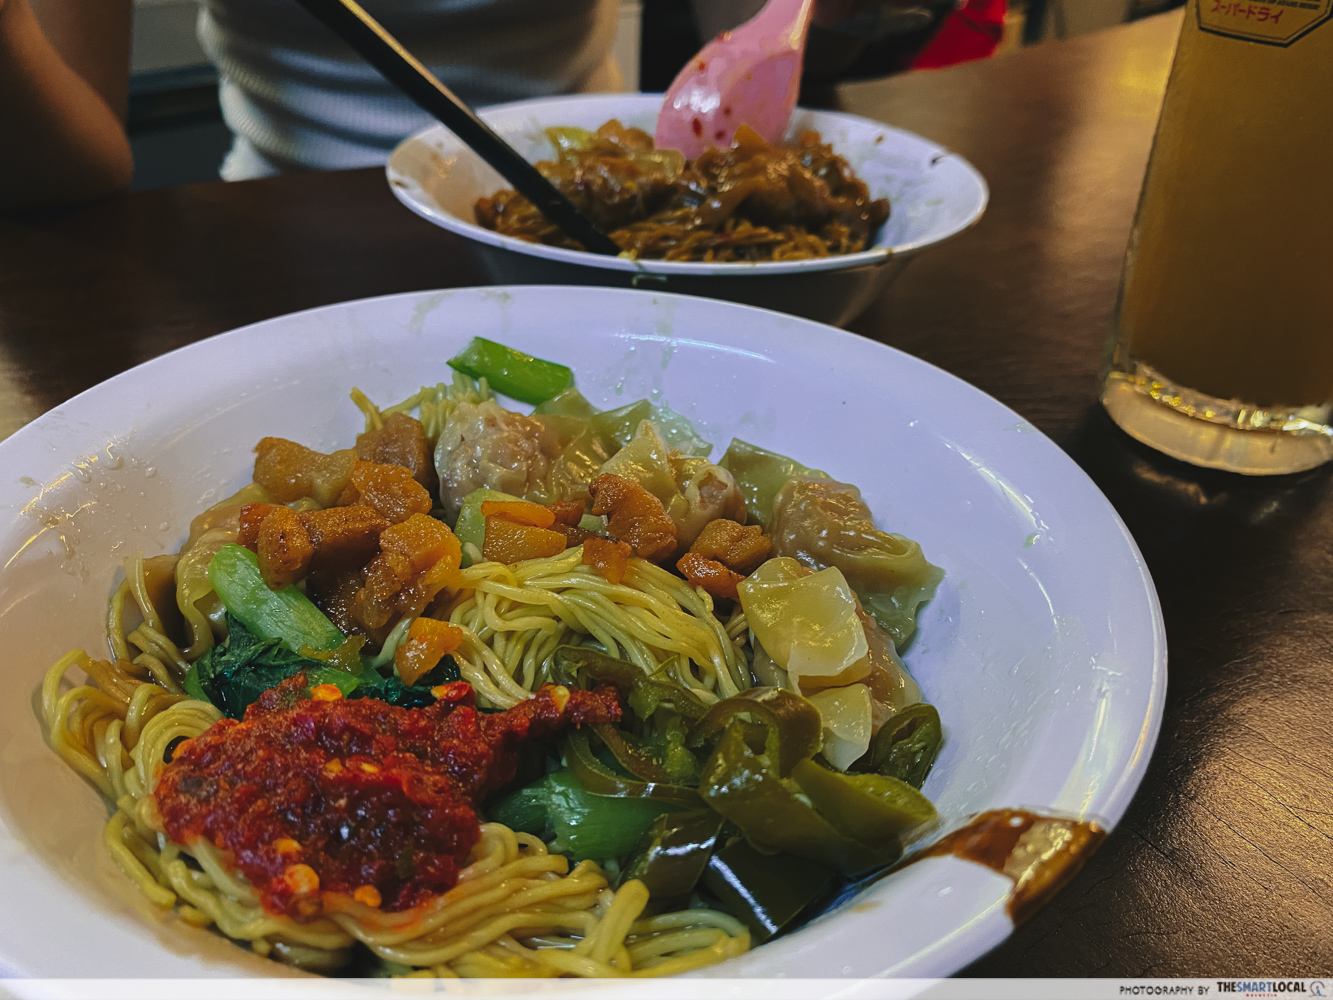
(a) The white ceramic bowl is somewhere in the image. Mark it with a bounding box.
[0,286,1163,982]
[386,94,988,327]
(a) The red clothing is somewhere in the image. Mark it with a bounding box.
[912,0,1008,69]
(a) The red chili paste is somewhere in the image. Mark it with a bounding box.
[154,675,620,919]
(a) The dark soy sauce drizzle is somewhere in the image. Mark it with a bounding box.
[914,808,1107,923]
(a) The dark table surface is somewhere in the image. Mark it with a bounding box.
[3,9,1331,978]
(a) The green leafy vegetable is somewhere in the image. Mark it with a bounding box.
[207,544,345,655]
[184,614,361,718]
[184,614,460,717]
[355,659,462,710]
[488,770,677,861]
[447,337,573,406]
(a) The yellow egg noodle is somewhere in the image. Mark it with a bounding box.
[44,544,751,975]
[450,550,751,709]
[45,531,752,975]
[40,368,943,977]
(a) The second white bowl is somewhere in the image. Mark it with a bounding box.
[386,93,988,326]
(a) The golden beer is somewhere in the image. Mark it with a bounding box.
[1102,0,1333,473]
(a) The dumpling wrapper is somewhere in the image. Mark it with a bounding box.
[737,557,869,689]
[807,684,874,771]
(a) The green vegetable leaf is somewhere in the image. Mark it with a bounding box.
[488,770,677,862]
[447,337,573,406]
[207,544,344,654]
[185,614,462,718]
[355,658,462,710]
[185,614,361,719]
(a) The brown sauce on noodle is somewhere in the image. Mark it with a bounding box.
[474,120,890,262]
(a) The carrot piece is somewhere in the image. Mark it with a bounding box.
[395,616,465,686]
[480,500,556,529]
[583,536,632,585]
[482,516,568,563]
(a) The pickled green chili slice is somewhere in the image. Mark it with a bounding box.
[563,730,702,809]
[689,687,822,777]
[791,758,936,848]
[552,646,709,723]
[636,713,703,786]
[447,337,573,406]
[698,722,892,874]
[593,723,681,785]
[702,837,836,943]
[854,702,943,789]
[621,809,724,899]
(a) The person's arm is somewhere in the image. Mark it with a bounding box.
[0,0,133,213]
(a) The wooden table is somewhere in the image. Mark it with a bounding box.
[4,10,1331,977]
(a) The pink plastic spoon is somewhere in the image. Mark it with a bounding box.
[655,0,815,159]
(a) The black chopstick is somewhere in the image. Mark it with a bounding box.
[292,0,624,256]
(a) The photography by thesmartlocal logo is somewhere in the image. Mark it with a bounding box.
[1215,983,1324,997]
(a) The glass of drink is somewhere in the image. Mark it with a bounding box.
[1101,0,1333,475]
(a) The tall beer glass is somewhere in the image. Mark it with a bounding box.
[1102,0,1333,474]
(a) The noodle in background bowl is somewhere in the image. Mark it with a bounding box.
[386,94,988,328]
[0,286,1163,981]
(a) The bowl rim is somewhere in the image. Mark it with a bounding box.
[385,92,990,277]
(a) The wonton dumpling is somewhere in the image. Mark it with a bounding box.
[601,420,746,553]
[770,476,942,647]
[433,399,560,520]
